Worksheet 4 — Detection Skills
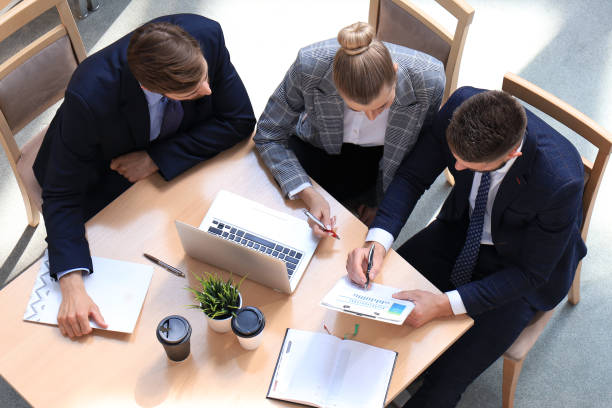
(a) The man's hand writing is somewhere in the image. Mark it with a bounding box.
[346,241,385,288]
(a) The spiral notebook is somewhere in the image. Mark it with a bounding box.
[267,328,397,408]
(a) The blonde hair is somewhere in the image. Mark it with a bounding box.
[333,22,396,105]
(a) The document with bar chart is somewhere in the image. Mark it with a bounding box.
[321,276,415,324]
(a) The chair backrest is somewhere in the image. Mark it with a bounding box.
[502,72,612,243]
[500,74,612,408]
[0,0,85,225]
[0,0,85,166]
[369,0,474,104]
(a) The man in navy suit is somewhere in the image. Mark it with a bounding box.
[347,87,586,407]
[33,14,255,338]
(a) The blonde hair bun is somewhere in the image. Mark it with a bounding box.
[333,21,395,104]
[337,22,376,56]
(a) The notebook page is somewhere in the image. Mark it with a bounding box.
[325,339,397,408]
[24,252,153,333]
[269,329,340,406]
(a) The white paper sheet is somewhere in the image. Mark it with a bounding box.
[23,252,153,333]
[320,276,415,325]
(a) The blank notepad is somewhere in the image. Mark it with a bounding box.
[24,251,153,334]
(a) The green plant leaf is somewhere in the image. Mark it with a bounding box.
[185,271,242,319]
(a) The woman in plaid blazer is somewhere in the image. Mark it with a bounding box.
[254,22,445,236]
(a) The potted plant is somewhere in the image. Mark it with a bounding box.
[187,271,246,333]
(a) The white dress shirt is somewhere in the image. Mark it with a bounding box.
[288,105,389,198]
[342,105,389,146]
[366,139,524,315]
[142,88,168,141]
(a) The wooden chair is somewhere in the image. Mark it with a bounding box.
[0,0,86,227]
[369,0,475,105]
[500,72,612,408]
[369,0,474,185]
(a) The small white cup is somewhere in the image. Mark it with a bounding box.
[231,307,265,350]
[237,329,265,350]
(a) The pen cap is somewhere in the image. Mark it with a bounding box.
[231,307,265,338]
[156,315,191,344]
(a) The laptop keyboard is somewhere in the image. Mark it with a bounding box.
[206,219,303,278]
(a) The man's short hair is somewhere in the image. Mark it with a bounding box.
[446,90,527,162]
[127,22,204,94]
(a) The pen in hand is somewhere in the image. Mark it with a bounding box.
[303,210,340,239]
[143,253,185,278]
[365,244,375,289]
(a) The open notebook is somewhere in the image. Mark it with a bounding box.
[267,328,397,408]
[23,251,153,333]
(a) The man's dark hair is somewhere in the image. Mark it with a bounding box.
[446,90,527,162]
[127,22,204,94]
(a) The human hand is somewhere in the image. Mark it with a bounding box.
[110,151,159,183]
[298,187,336,238]
[392,290,453,328]
[58,272,107,338]
[357,204,378,226]
[346,241,386,288]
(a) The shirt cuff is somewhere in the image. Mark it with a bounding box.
[288,182,312,200]
[445,290,467,315]
[365,228,394,253]
[56,268,90,281]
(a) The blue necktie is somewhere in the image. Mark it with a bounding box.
[450,172,491,287]
[159,97,184,138]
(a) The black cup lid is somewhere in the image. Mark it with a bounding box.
[231,307,265,338]
[156,315,191,344]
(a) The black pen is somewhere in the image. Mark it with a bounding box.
[365,244,375,289]
[143,253,185,278]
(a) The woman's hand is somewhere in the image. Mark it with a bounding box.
[298,187,336,238]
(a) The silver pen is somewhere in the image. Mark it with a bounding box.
[303,210,340,239]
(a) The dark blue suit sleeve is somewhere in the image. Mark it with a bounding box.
[148,24,255,180]
[40,91,97,277]
[371,96,454,238]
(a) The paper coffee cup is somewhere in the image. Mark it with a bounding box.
[231,307,265,350]
[156,315,192,361]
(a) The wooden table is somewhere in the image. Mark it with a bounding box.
[0,140,472,407]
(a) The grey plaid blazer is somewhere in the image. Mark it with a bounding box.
[254,39,445,202]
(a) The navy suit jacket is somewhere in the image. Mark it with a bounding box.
[33,14,256,279]
[373,87,587,315]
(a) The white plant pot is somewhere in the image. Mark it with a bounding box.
[206,293,242,333]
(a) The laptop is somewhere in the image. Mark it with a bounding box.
[175,190,320,294]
